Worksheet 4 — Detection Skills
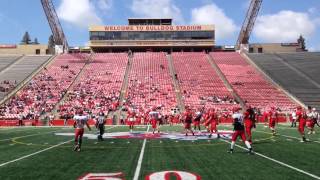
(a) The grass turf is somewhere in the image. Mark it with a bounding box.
[0,124,319,180]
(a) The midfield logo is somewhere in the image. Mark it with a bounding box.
[55,130,233,141]
[78,171,201,180]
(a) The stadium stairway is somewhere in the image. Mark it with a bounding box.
[0,55,54,104]
[50,54,92,119]
[172,52,237,110]
[247,53,320,110]
[115,53,132,123]
[167,54,185,112]
[125,52,177,114]
[207,54,245,108]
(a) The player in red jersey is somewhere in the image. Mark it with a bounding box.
[208,108,220,138]
[149,107,160,134]
[262,109,269,127]
[168,114,174,126]
[73,110,91,152]
[296,106,308,142]
[127,108,136,133]
[228,107,253,154]
[144,109,151,125]
[244,106,256,144]
[183,106,194,136]
[268,107,278,136]
[203,110,210,132]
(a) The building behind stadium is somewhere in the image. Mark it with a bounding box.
[88,18,215,53]
[0,18,306,55]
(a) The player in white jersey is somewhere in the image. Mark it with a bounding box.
[228,108,253,154]
[307,108,319,134]
[291,110,297,127]
[73,111,91,152]
[95,112,106,141]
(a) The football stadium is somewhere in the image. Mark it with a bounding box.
[0,0,320,179]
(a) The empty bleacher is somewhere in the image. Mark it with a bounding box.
[126,52,177,114]
[0,55,21,72]
[172,52,237,110]
[248,53,320,109]
[0,55,51,100]
[211,52,296,111]
[277,52,320,85]
[3,51,319,123]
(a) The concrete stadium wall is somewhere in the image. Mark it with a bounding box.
[0,44,49,55]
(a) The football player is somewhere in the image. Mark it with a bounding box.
[95,111,105,141]
[296,106,308,142]
[244,106,256,144]
[208,108,220,138]
[307,107,319,134]
[149,107,160,134]
[268,107,278,136]
[291,109,297,127]
[228,107,253,154]
[127,108,136,133]
[193,107,204,132]
[73,110,91,152]
[183,106,195,136]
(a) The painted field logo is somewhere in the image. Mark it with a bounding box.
[78,172,124,180]
[55,130,232,141]
[146,171,201,180]
[78,171,201,180]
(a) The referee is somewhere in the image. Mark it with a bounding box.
[96,112,106,141]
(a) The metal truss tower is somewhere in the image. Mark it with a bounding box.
[41,0,69,52]
[236,0,263,50]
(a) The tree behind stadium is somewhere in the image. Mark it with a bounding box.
[21,31,31,44]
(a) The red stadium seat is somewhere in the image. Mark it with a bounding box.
[210,52,296,111]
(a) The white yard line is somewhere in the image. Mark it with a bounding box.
[220,139,320,179]
[133,125,150,180]
[0,139,73,167]
[255,130,320,144]
[0,126,117,142]
[104,126,117,132]
[0,127,59,134]
[0,126,117,167]
[280,134,320,144]
[0,129,61,142]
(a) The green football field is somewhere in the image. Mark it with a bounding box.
[0,124,319,180]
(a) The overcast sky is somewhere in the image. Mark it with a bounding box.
[0,0,319,51]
